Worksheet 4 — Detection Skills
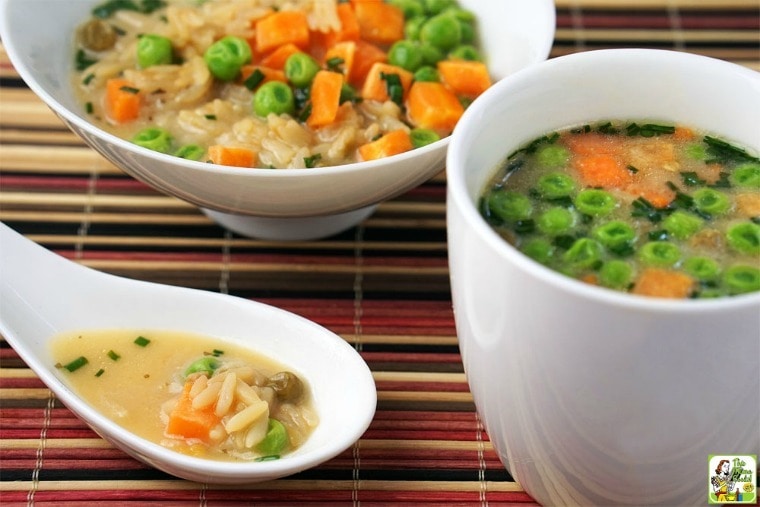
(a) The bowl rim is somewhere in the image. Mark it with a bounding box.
[447,48,760,313]
[0,0,553,180]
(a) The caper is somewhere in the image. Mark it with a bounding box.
[77,18,117,52]
[265,371,304,402]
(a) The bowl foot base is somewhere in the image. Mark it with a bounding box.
[201,205,378,240]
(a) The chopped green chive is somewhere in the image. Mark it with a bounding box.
[134,336,151,347]
[85,102,94,114]
[243,68,265,90]
[64,356,88,372]
[107,350,120,361]
[204,114,217,120]
[120,85,140,94]
[95,368,106,377]
[304,153,322,168]
[380,72,403,106]
[212,349,224,357]
[325,57,345,73]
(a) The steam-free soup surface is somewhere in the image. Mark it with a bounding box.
[480,121,760,299]
[72,0,492,168]
[51,329,317,461]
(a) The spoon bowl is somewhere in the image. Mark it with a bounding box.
[0,222,376,483]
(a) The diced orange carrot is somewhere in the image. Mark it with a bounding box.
[632,268,695,299]
[240,65,287,88]
[736,193,760,217]
[624,182,676,209]
[352,1,405,45]
[314,2,361,50]
[348,40,387,88]
[406,81,465,136]
[437,60,492,98]
[573,154,633,189]
[673,126,695,140]
[255,10,310,54]
[563,132,620,156]
[307,70,344,128]
[324,41,356,78]
[361,62,414,103]
[258,43,302,70]
[166,382,221,442]
[358,129,413,161]
[104,78,141,124]
[207,145,257,168]
[580,273,599,285]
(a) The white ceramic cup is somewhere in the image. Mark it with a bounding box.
[446,49,760,506]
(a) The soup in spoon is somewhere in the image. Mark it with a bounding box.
[51,328,318,462]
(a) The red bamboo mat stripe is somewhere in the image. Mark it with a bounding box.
[1,1,758,505]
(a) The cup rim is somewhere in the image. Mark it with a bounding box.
[447,48,760,313]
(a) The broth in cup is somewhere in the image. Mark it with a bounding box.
[446,49,760,506]
[480,120,760,299]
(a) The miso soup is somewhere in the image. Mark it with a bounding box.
[51,329,318,461]
[480,121,760,299]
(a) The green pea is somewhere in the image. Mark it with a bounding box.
[253,81,296,117]
[174,144,205,161]
[685,144,708,161]
[574,189,617,217]
[457,20,475,44]
[448,44,481,61]
[204,35,252,81]
[132,127,173,153]
[487,190,533,222]
[683,256,721,282]
[419,43,444,66]
[405,16,426,40]
[256,418,289,455]
[521,238,554,265]
[723,265,760,295]
[536,146,570,169]
[693,188,731,215]
[137,34,173,68]
[537,207,575,235]
[420,13,462,51]
[444,9,477,43]
[536,172,575,199]
[563,238,604,270]
[413,65,439,82]
[662,210,704,240]
[592,220,636,249]
[443,7,476,22]
[184,357,219,377]
[731,162,760,188]
[388,0,424,19]
[726,222,760,255]
[410,128,440,148]
[423,0,456,15]
[599,260,634,289]
[388,40,425,72]
[638,241,681,267]
[284,52,320,88]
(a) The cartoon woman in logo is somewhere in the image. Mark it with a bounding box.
[711,459,738,502]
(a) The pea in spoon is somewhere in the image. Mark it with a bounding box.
[0,222,376,483]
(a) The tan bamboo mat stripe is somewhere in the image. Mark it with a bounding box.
[2,2,758,505]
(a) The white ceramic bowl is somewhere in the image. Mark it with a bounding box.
[0,222,376,484]
[446,49,760,506]
[0,0,555,240]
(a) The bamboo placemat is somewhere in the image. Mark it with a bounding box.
[1,1,758,505]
